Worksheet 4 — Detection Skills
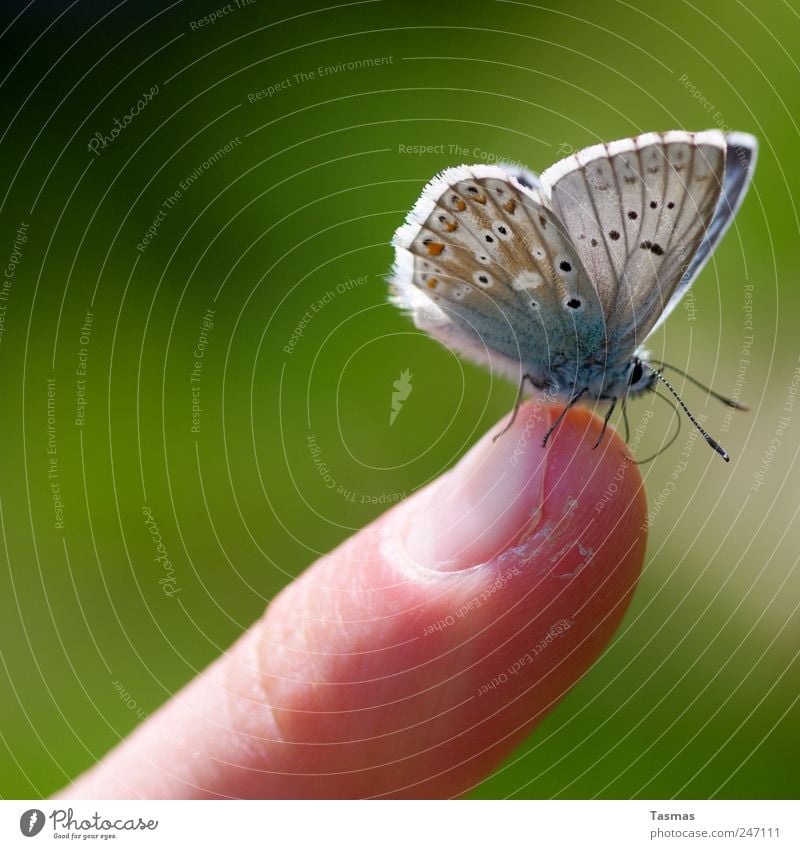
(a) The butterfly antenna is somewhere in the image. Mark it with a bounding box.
[648,359,749,411]
[632,389,682,464]
[641,362,730,462]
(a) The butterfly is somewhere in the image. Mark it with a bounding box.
[389,130,757,461]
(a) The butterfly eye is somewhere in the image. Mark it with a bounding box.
[629,361,644,385]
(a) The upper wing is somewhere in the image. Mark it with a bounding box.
[390,165,606,387]
[539,130,728,351]
[646,131,757,336]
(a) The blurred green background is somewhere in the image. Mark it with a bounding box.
[0,0,797,799]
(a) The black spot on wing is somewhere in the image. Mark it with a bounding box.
[640,240,664,256]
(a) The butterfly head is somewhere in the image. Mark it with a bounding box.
[627,356,657,397]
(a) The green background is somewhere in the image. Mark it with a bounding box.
[0,0,797,798]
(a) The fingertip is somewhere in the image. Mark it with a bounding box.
[526,403,648,634]
[544,403,647,533]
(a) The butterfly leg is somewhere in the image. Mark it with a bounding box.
[492,372,537,443]
[620,398,631,444]
[593,396,618,449]
[542,387,589,448]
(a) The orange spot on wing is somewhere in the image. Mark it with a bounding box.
[426,242,445,256]
[503,199,517,213]
[445,221,458,232]
[454,199,466,211]
[427,277,438,288]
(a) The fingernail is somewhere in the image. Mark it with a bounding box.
[401,403,550,572]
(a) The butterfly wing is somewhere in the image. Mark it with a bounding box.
[645,131,757,336]
[539,131,729,352]
[390,165,607,390]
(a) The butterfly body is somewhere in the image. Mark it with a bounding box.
[541,355,654,402]
[390,130,757,456]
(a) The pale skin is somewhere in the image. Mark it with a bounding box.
[57,403,647,799]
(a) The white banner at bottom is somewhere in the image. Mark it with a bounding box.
[1,799,795,847]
